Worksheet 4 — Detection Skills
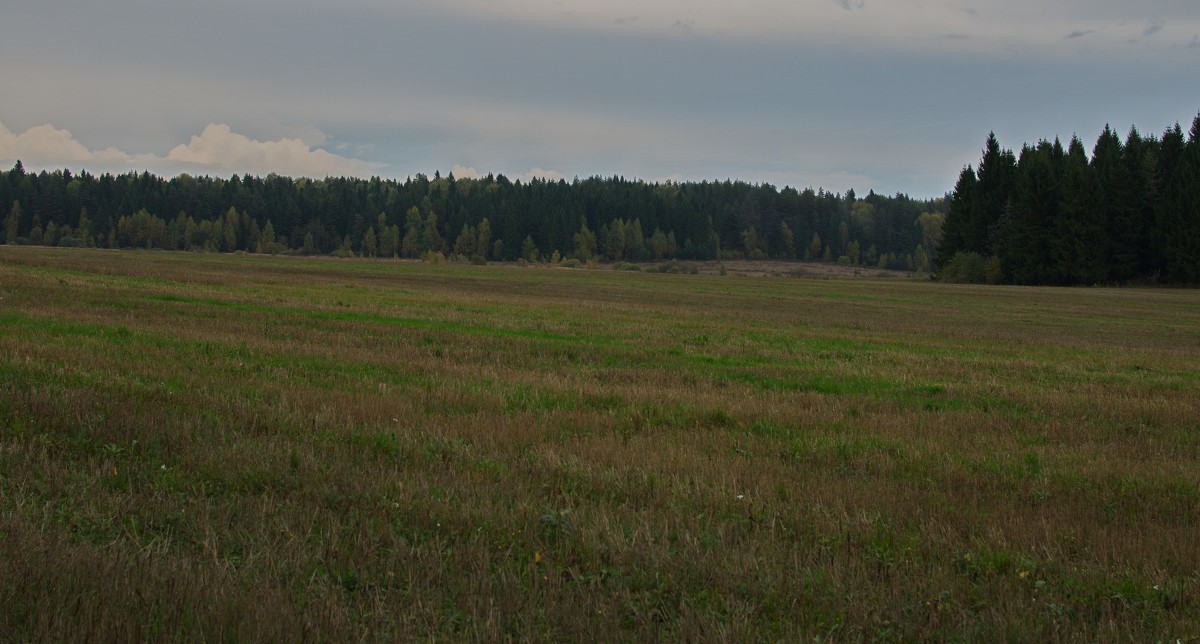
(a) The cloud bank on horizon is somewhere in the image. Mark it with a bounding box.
[2,0,1198,196]
[0,121,380,178]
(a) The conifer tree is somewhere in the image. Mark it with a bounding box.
[1161,115,1200,282]
[1053,137,1106,284]
[977,133,1017,254]
[1004,141,1062,284]
[1122,128,1160,276]
[1092,125,1135,281]
[939,166,976,263]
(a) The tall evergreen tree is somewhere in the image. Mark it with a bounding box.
[1004,141,1062,284]
[1091,125,1136,281]
[1122,127,1162,277]
[1053,137,1107,284]
[974,133,1017,253]
[939,166,977,263]
[1161,115,1200,282]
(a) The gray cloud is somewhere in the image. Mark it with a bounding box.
[1065,29,1095,40]
[671,19,695,34]
[1143,20,1164,37]
[2,0,1198,197]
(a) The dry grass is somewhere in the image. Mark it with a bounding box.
[1,246,1198,641]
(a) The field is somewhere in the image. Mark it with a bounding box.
[1,247,1198,641]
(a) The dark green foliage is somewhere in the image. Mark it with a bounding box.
[1091,126,1137,281]
[939,252,989,283]
[938,167,975,264]
[1052,138,1107,285]
[941,112,1200,284]
[1160,116,1200,283]
[0,162,944,267]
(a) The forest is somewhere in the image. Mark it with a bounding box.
[3,112,1197,285]
[0,162,945,272]
[940,113,1200,285]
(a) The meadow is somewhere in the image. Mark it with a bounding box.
[1,246,1197,641]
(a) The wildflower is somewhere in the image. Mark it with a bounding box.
[534,551,542,563]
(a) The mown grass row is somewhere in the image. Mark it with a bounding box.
[1,247,1198,640]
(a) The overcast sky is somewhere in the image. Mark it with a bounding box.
[2,0,1198,197]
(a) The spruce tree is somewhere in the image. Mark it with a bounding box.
[1161,115,1200,282]
[1091,125,1136,281]
[939,166,976,264]
[1122,127,1161,277]
[973,133,1016,253]
[1005,142,1061,285]
[1053,137,1106,284]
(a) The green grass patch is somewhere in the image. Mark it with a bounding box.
[1,247,1198,641]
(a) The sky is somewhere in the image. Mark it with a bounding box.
[2,0,1198,198]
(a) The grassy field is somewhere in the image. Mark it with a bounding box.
[1,247,1198,641]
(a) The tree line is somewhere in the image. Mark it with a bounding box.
[939,113,1200,285]
[0,162,946,270]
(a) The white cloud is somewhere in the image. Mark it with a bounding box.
[517,167,566,182]
[165,124,381,177]
[450,164,565,183]
[449,164,485,179]
[0,120,156,167]
[0,120,381,178]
